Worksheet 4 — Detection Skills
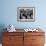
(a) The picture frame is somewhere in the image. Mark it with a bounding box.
[17,7,35,22]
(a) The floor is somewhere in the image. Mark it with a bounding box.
[0,44,2,46]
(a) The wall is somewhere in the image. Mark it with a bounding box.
[0,0,46,29]
[0,0,46,43]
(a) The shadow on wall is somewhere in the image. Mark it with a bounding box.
[0,24,7,43]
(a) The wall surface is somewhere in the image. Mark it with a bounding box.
[0,0,46,29]
[0,0,46,44]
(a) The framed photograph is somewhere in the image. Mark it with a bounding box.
[17,7,35,22]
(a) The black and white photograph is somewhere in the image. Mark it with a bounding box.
[17,7,35,22]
